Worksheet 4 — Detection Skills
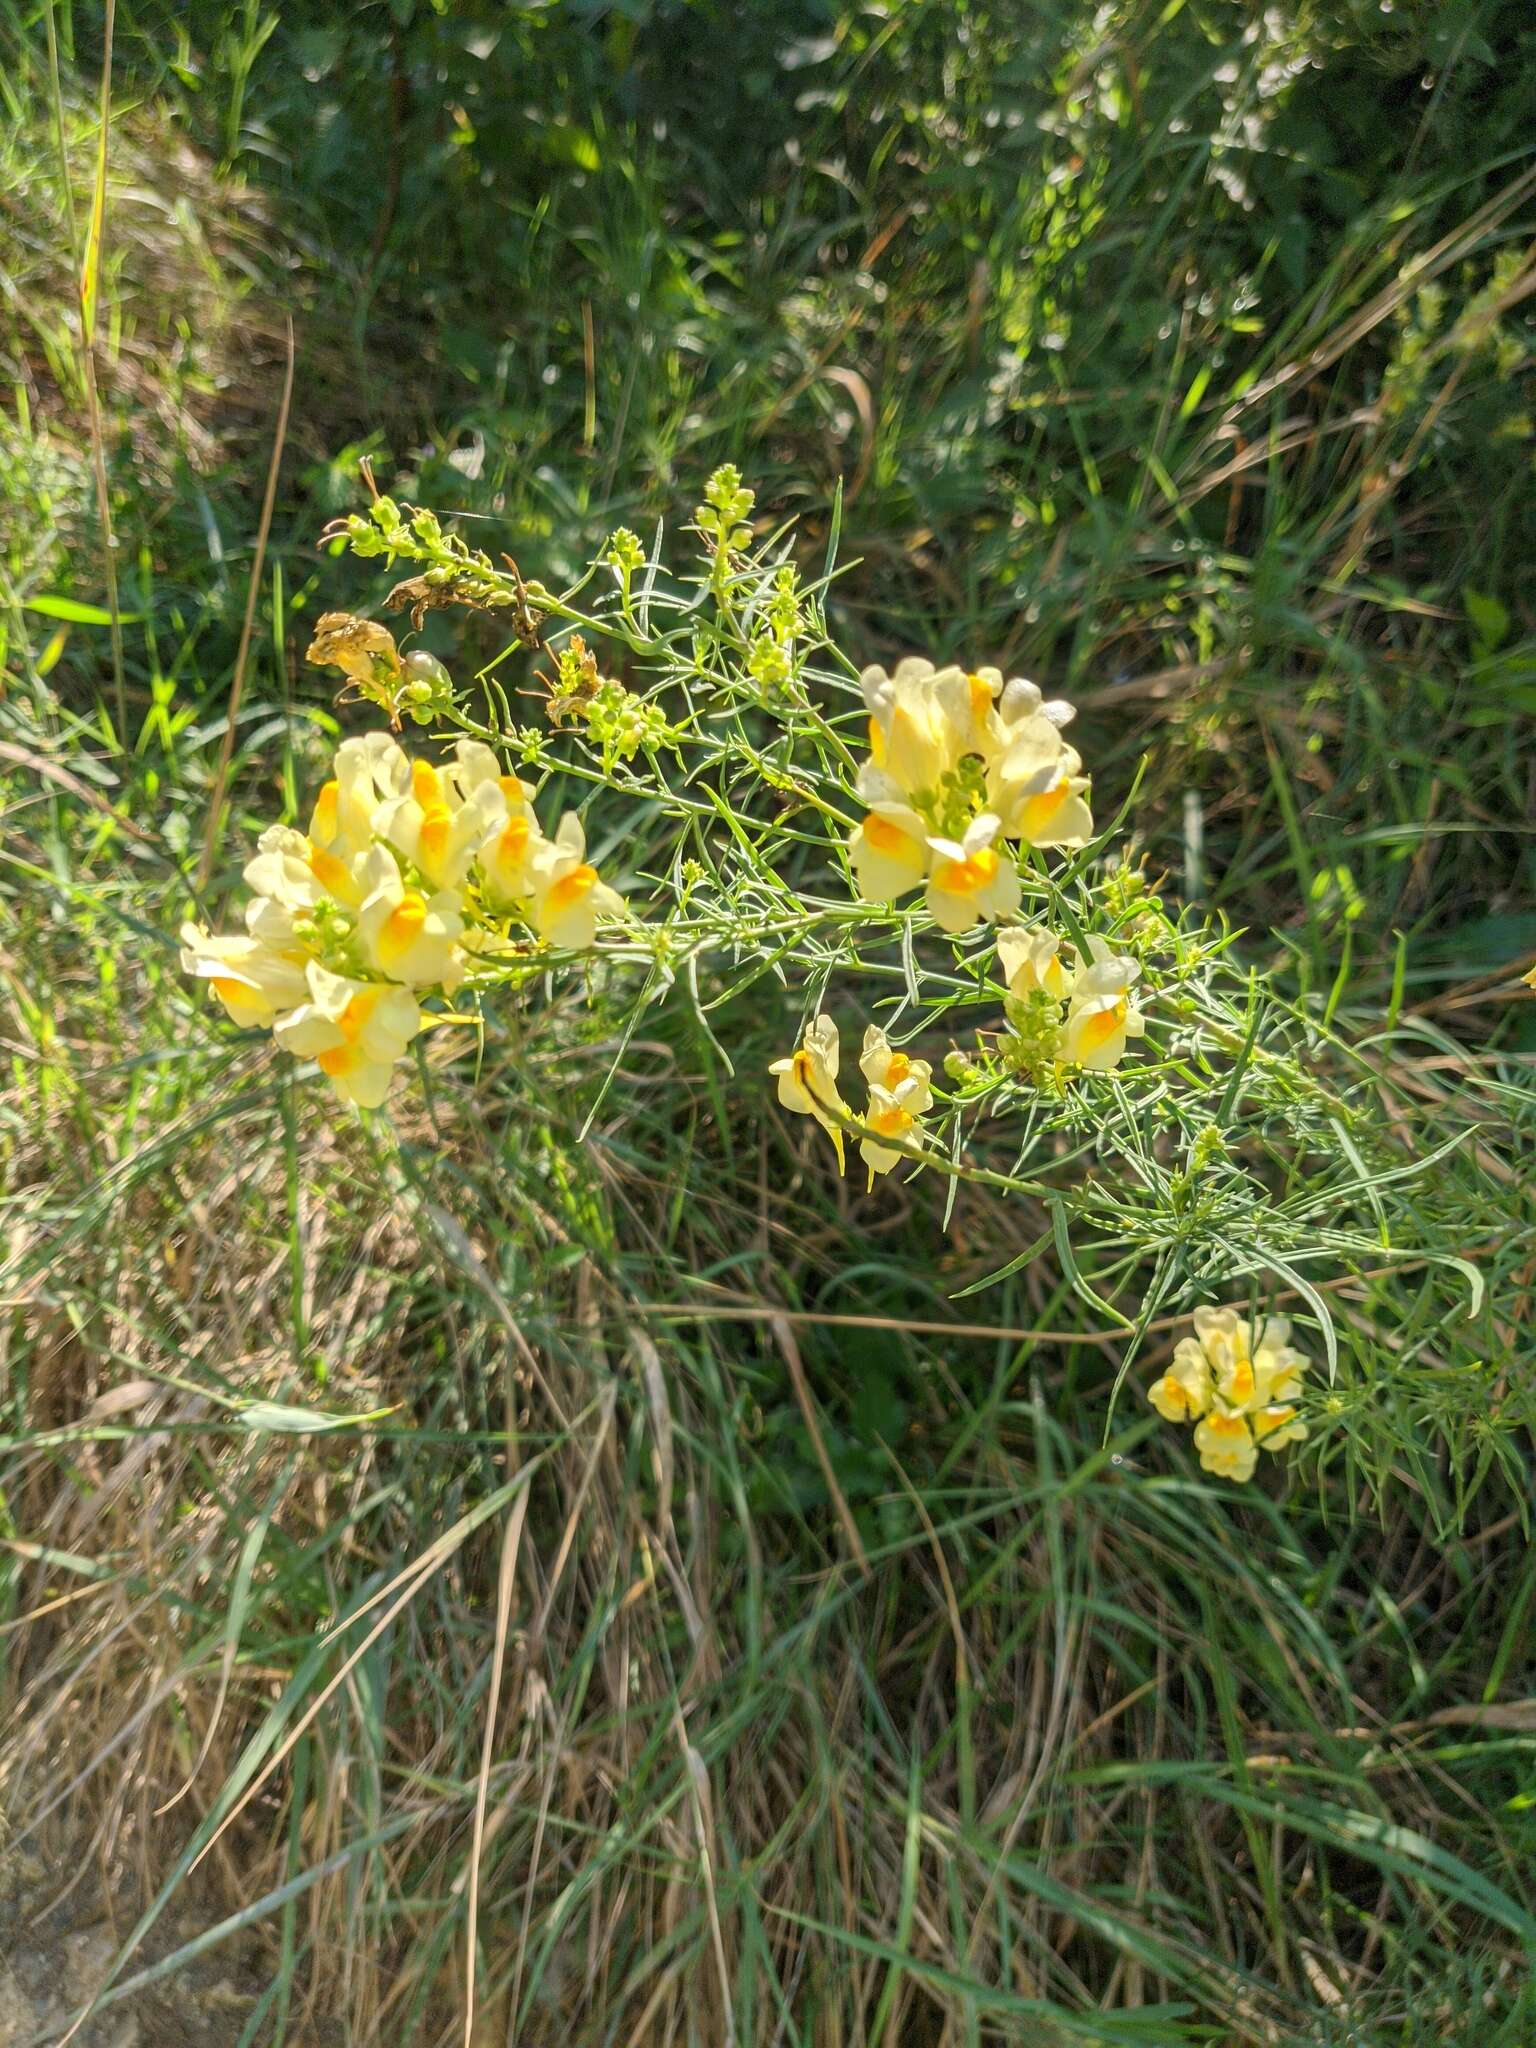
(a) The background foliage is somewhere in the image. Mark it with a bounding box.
[1,0,1533,2042]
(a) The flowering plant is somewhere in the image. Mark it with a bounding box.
[184,469,1487,1487]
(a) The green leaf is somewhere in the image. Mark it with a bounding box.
[24,596,144,625]
[1466,587,1510,657]
[237,1401,399,1436]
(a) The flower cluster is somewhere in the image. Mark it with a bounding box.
[848,658,1092,933]
[182,732,623,1107]
[172,478,1370,1504]
[769,1018,934,1187]
[997,927,1146,1071]
[1147,1307,1311,1481]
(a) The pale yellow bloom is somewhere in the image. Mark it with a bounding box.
[1149,1305,1312,1481]
[859,658,965,797]
[245,821,371,914]
[449,740,546,908]
[925,817,1021,933]
[848,797,929,902]
[1061,939,1145,1070]
[923,664,1045,766]
[1147,1337,1212,1423]
[858,1079,929,1184]
[855,1027,933,1184]
[847,658,1088,931]
[945,665,1008,759]
[355,846,466,991]
[1193,1411,1258,1482]
[375,755,507,892]
[1523,961,1536,991]
[450,737,581,913]
[307,732,410,859]
[478,803,546,908]
[444,739,536,815]
[861,662,1079,791]
[858,1025,933,1110]
[272,963,422,1109]
[183,731,558,1115]
[244,888,310,954]
[179,923,309,1029]
[1252,1403,1308,1453]
[991,738,1094,850]
[769,1014,850,1170]
[996,924,1076,1001]
[526,813,624,949]
[1190,1306,1309,1409]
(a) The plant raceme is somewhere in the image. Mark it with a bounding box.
[182,469,1492,1489]
[182,732,622,1107]
[1148,1307,1311,1480]
[848,657,1091,930]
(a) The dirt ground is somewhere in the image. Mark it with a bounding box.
[0,1834,297,2048]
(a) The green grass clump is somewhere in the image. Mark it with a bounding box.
[1,3,1534,2044]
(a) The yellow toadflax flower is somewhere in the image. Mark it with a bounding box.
[1251,1403,1309,1451]
[526,814,625,950]
[443,738,535,814]
[179,924,310,1029]
[1193,1411,1259,1483]
[1148,1305,1312,1482]
[858,1025,934,1108]
[929,664,1050,764]
[856,1024,934,1186]
[1147,1337,1212,1424]
[355,845,467,991]
[769,1014,851,1170]
[847,654,1088,933]
[990,727,1094,850]
[860,658,968,797]
[272,963,423,1109]
[446,740,544,907]
[996,924,1077,1001]
[307,732,410,861]
[478,801,544,909]
[1190,1305,1309,1410]
[848,794,930,904]
[245,820,372,914]
[945,664,1008,759]
[925,816,1021,933]
[858,1083,930,1185]
[375,755,508,893]
[186,728,634,1114]
[1061,939,1145,1071]
[994,672,1078,739]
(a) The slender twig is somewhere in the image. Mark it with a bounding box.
[638,1253,1481,1351]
